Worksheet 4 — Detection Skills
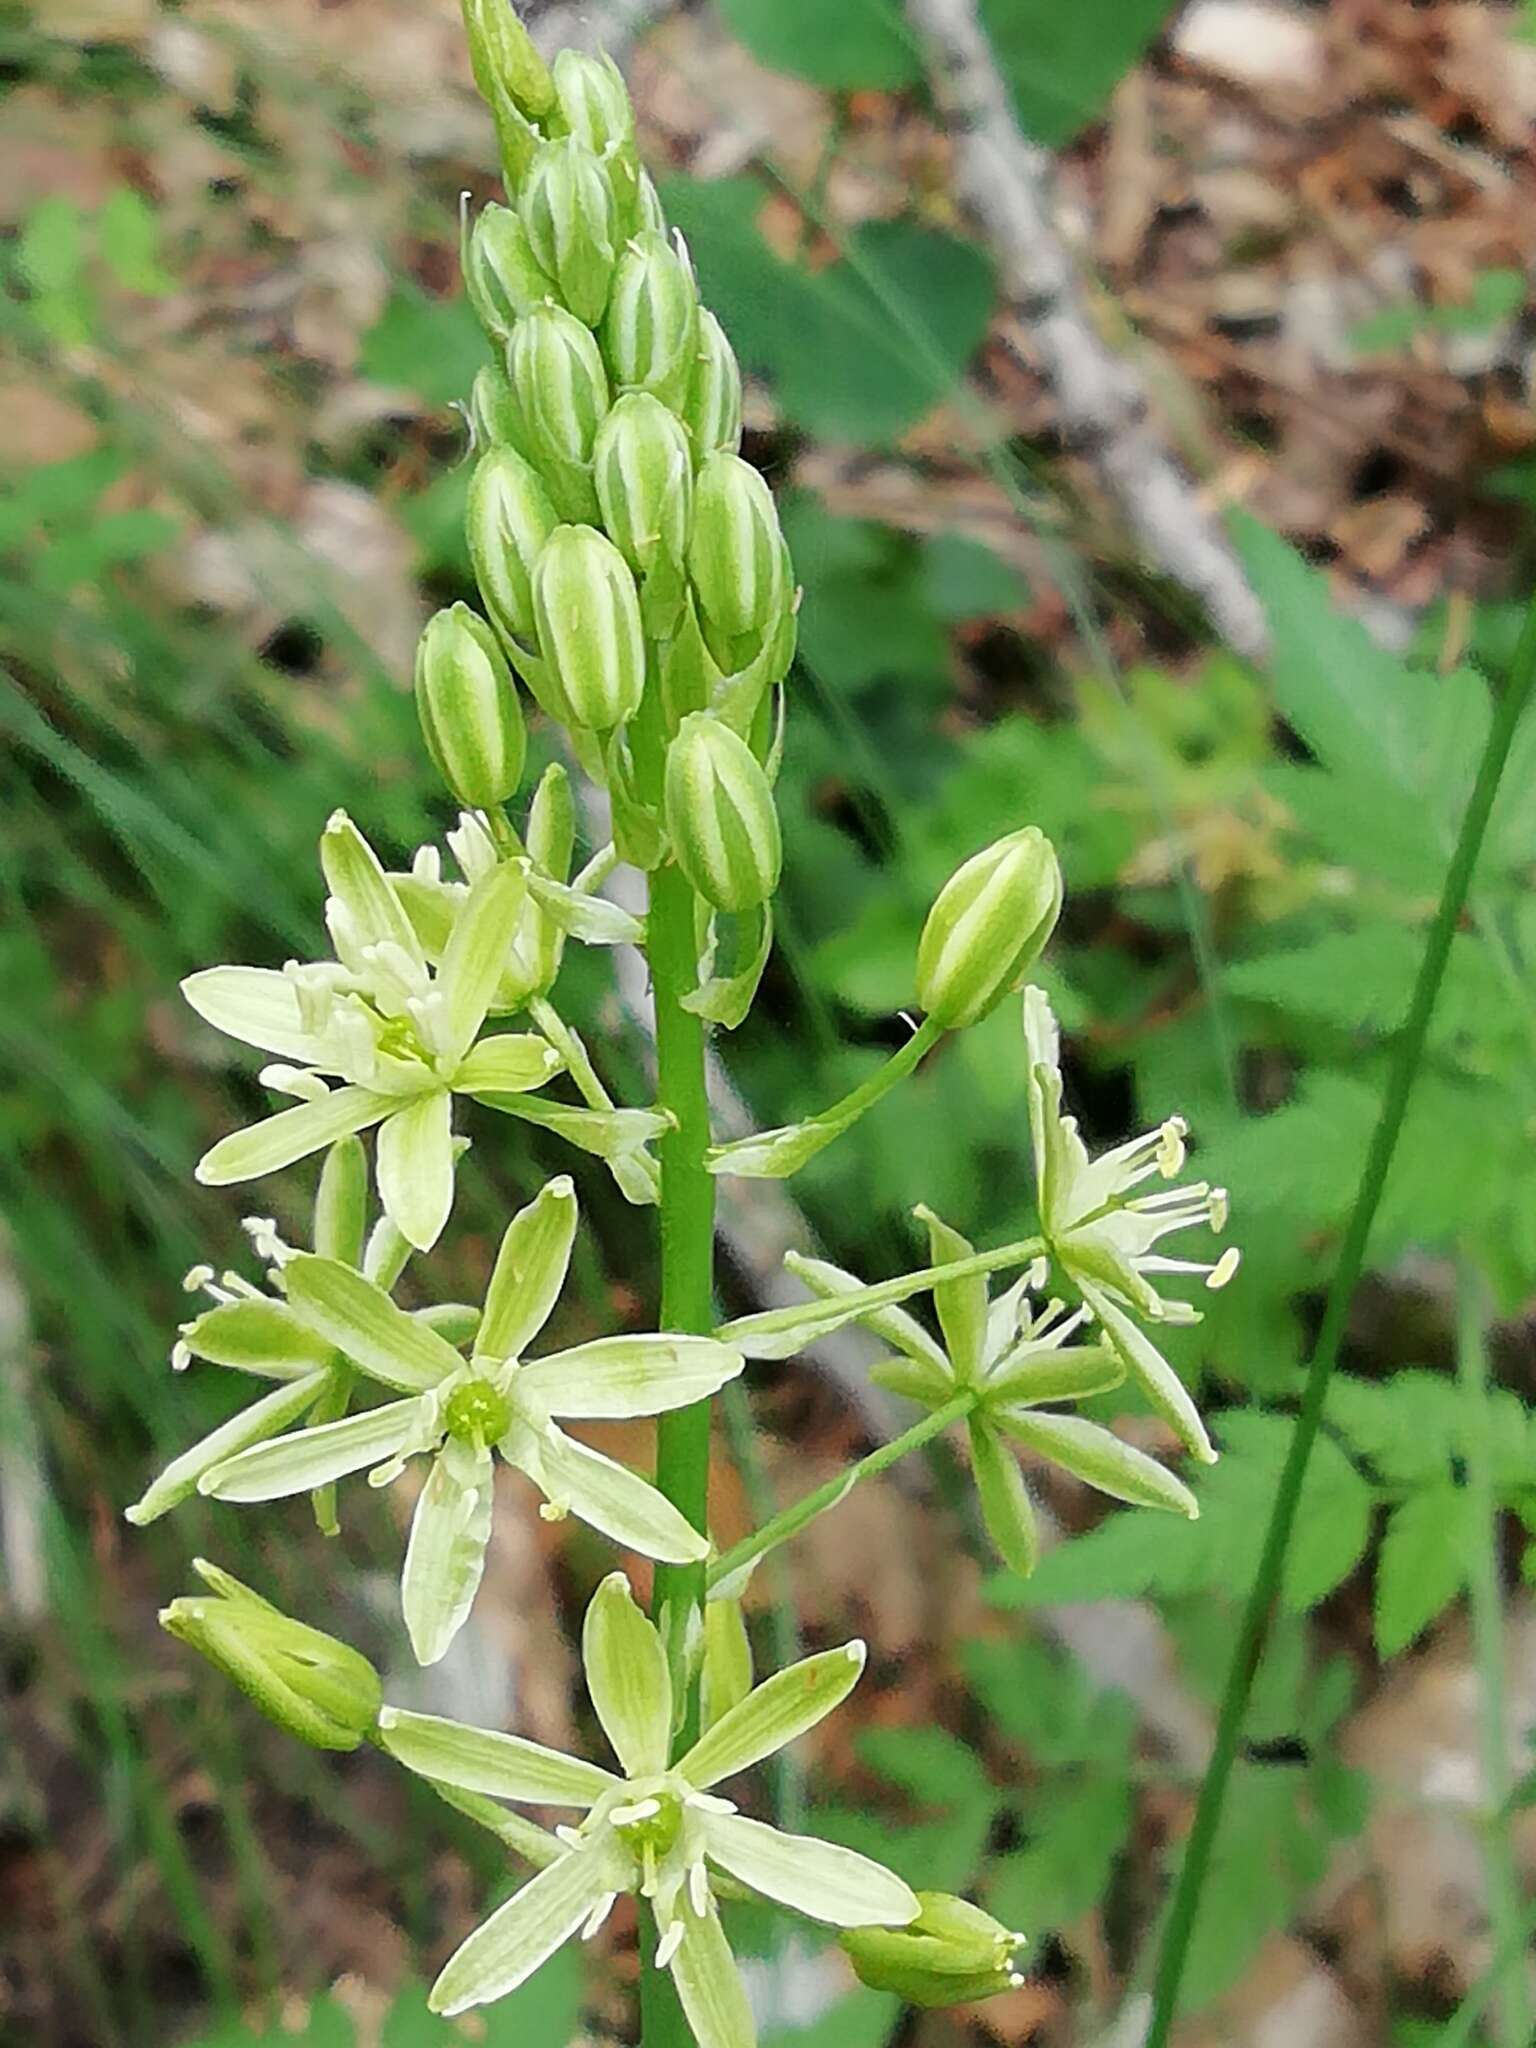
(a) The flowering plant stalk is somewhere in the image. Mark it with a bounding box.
[132,8,1243,2043]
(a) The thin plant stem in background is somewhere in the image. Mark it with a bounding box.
[1454,1258,1532,2048]
[1145,592,1536,2047]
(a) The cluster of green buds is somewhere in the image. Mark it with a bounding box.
[413,1,793,1025]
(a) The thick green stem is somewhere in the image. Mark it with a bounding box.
[1145,591,1536,2047]
[642,856,717,2047]
[710,1392,977,1591]
[1456,1259,1531,2048]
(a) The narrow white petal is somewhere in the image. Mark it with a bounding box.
[430,1846,616,2017]
[401,1442,495,1666]
[703,1811,917,1928]
[667,1894,756,2048]
[581,1572,672,1777]
[437,862,528,1063]
[195,1086,389,1187]
[376,1091,456,1252]
[181,965,330,1063]
[481,1178,578,1361]
[518,1335,744,1420]
[677,1643,866,1790]
[200,1398,419,1501]
[1077,1280,1216,1465]
[454,1034,565,1095]
[526,1427,708,1564]
[376,1705,617,1806]
[284,1253,462,1392]
[126,1370,328,1525]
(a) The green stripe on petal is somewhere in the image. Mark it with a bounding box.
[437,861,528,1064]
[402,1440,496,1666]
[526,1425,708,1563]
[994,1408,1199,1518]
[702,1811,918,1929]
[481,1177,578,1361]
[914,1205,986,1382]
[195,1086,389,1187]
[283,1254,462,1392]
[376,1705,617,1807]
[200,1397,420,1501]
[781,1253,951,1383]
[517,1335,744,1420]
[677,1642,866,1790]
[982,1340,1123,1408]
[320,811,424,965]
[377,1091,456,1252]
[181,966,330,1063]
[581,1572,672,1777]
[667,1894,756,2048]
[430,1845,617,2018]
[1077,1280,1217,1465]
[178,1298,336,1379]
[454,1034,565,1094]
[126,1370,330,1525]
[968,1415,1038,1577]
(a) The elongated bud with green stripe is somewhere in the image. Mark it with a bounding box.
[552,49,639,226]
[520,136,618,327]
[460,0,554,121]
[467,445,558,651]
[314,1135,368,1267]
[593,391,692,580]
[916,827,1063,1030]
[689,451,786,641]
[602,230,699,410]
[470,359,529,456]
[509,301,610,471]
[532,524,645,732]
[664,712,782,912]
[465,203,552,347]
[683,308,743,460]
[161,1560,382,1752]
[415,603,527,809]
[842,1894,1026,2008]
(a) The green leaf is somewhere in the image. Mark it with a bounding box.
[99,186,176,296]
[988,1773,1131,1932]
[360,284,488,406]
[716,0,920,89]
[824,1725,1000,1893]
[1349,268,1526,354]
[920,530,1029,621]
[962,1636,1136,1768]
[980,0,1177,148]
[1374,1484,1472,1657]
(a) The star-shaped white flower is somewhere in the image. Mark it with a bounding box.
[198,1179,744,1664]
[184,811,563,1251]
[377,1573,919,2038]
[1022,986,1238,1463]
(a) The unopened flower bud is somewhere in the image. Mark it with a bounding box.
[501,761,576,1002]
[470,359,530,456]
[593,391,693,580]
[602,230,699,409]
[161,1560,382,1752]
[467,446,558,651]
[465,203,552,347]
[520,136,618,328]
[689,451,786,641]
[460,0,554,121]
[842,1893,1026,2008]
[664,712,782,913]
[682,309,743,460]
[509,301,610,472]
[531,524,646,732]
[551,49,639,227]
[916,827,1063,1030]
[415,604,527,811]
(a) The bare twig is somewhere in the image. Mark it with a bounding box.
[904,0,1270,659]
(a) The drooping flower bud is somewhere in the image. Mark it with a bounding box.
[531,524,646,732]
[459,0,555,122]
[915,827,1063,1030]
[664,712,782,912]
[842,1893,1026,2008]
[161,1560,382,1752]
[682,308,743,460]
[519,135,618,328]
[509,301,610,472]
[415,603,528,809]
[552,48,639,228]
[688,451,786,643]
[465,202,552,347]
[602,230,699,410]
[593,391,693,581]
[466,445,558,651]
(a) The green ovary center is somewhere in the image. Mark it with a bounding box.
[443,1377,512,1445]
[613,1789,684,1863]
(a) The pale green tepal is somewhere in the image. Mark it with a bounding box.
[198,1180,745,1665]
[1022,985,1239,1464]
[682,308,744,462]
[378,1573,919,2036]
[464,201,552,346]
[784,1196,1198,1578]
[466,444,560,656]
[916,826,1062,1030]
[184,812,563,1252]
[663,713,782,914]
[602,229,700,410]
[519,134,619,327]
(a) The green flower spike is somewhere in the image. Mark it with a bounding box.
[786,1198,1198,1578]
[185,811,564,1252]
[199,1181,745,1666]
[125,1138,444,1531]
[377,1573,918,2034]
[1022,985,1239,1465]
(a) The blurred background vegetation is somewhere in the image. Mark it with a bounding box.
[5,1,1536,2044]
